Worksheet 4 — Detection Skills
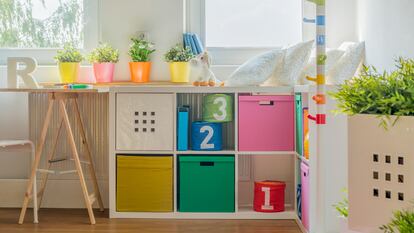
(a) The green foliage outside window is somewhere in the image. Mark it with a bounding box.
[0,0,83,48]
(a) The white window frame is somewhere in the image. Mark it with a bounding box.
[185,0,306,66]
[0,0,100,65]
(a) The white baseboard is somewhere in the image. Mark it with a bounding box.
[0,179,109,208]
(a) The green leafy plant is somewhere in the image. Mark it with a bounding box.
[87,43,119,63]
[380,206,414,233]
[331,58,414,128]
[128,37,155,62]
[333,189,349,218]
[54,43,83,63]
[164,44,194,62]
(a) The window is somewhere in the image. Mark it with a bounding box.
[0,0,99,64]
[187,0,303,75]
[205,0,302,48]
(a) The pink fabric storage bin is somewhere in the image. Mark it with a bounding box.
[301,162,310,231]
[238,95,294,151]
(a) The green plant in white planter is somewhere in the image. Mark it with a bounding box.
[164,44,194,83]
[88,43,119,83]
[331,58,414,232]
[332,58,414,128]
[55,43,83,83]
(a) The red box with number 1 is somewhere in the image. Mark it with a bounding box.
[253,181,286,213]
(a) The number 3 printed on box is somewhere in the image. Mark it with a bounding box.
[200,126,215,149]
[213,97,227,121]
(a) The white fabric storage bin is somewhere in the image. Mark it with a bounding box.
[116,93,174,151]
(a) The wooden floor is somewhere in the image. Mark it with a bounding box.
[0,209,302,233]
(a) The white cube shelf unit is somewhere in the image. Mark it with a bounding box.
[108,85,347,233]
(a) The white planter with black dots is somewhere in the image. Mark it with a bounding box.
[348,114,414,233]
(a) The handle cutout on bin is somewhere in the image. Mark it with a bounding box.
[200,161,215,166]
[259,100,274,106]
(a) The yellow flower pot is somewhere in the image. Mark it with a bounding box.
[58,62,80,83]
[169,62,190,83]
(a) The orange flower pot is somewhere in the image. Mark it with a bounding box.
[129,62,151,83]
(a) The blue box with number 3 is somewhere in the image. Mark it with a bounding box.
[191,122,222,151]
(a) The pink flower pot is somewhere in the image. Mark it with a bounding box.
[93,63,115,83]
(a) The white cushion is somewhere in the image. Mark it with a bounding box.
[298,49,345,85]
[327,42,365,85]
[224,49,284,87]
[263,40,314,86]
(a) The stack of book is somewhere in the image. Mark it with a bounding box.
[183,33,204,55]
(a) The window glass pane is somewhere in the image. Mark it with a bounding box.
[0,0,84,48]
[205,0,302,47]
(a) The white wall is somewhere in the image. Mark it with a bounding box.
[358,0,414,71]
[100,0,184,81]
[303,0,358,49]
[326,0,358,48]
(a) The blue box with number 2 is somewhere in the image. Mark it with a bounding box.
[191,122,222,151]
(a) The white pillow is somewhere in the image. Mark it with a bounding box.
[224,49,284,87]
[327,42,365,85]
[298,49,345,85]
[263,40,314,86]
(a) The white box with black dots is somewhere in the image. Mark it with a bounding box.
[116,93,174,151]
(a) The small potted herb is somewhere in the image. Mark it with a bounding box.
[164,44,194,83]
[55,43,84,83]
[128,37,155,83]
[88,43,119,83]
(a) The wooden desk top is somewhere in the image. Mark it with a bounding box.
[0,82,314,94]
[0,81,188,93]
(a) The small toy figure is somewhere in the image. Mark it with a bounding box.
[190,51,221,86]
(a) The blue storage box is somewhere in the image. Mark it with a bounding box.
[177,106,190,151]
[191,122,222,151]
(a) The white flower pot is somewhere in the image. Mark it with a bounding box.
[348,114,414,233]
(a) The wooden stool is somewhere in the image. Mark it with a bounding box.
[0,140,38,223]
[19,93,104,224]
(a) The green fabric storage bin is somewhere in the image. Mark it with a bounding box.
[295,94,303,156]
[178,156,235,212]
[202,94,233,122]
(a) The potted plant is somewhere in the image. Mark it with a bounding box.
[380,206,414,233]
[55,43,84,83]
[87,43,119,83]
[128,37,155,83]
[331,58,414,232]
[164,44,194,83]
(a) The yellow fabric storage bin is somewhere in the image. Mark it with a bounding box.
[116,155,173,212]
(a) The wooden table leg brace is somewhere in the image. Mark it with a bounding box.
[19,93,104,225]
